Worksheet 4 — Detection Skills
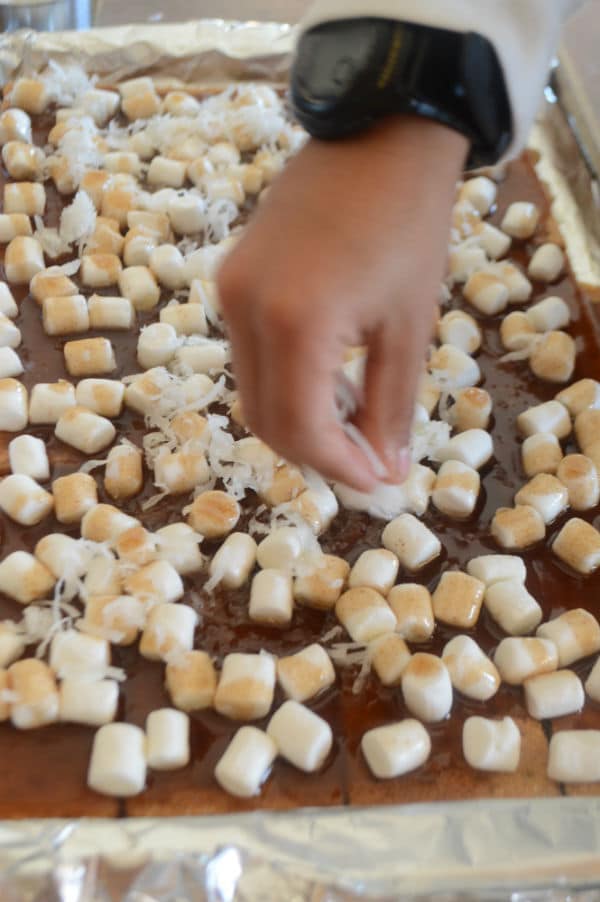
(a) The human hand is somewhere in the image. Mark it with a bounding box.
[218,115,468,492]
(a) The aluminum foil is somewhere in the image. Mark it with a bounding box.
[1,18,600,902]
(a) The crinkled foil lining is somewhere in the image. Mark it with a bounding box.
[1,19,600,902]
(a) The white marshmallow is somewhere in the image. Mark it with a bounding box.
[362,719,431,779]
[287,484,340,534]
[463,716,521,772]
[80,253,122,289]
[79,88,120,125]
[125,559,184,607]
[501,201,539,238]
[0,622,24,668]
[451,387,493,432]
[267,700,332,772]
[165,650,216,711]
[382,514,441,571]
[370,633,412,686]
[215,726,277,798]
[104,443,143,501]
[146,708,190,770]
[537,608,600,666]
[53,472,98,524]
[526,296,570,332]
[335,586,397,643]
[168,194,205,235]
[459,176,496,215]
[82,594,143,646]
[82,557,122,601]
[119,266,161,311]
[34,533,89,582]
[88,723,146,797]
[0,283,18,318]
[448,245,487,283]
[530,331,576,385]
[137,322,179,370]
[55,406,116,455]
[0,313,21,348]
[148,156,187,188]
[528,243,565,282]
[208,532,257,589]
[42,294,89,336]
[500,311,537,351]
[552,518,600,575]
[387,584,434,642]
[75,378,125,418]
[484,578,542,635]
[277,644,335,702]
[473,221,511,259]
[491,505,546,550]
[494,637,558,685]
[548,731,600,783]
[514,473,569,524]
[160,301,207,336]
[585,658,600,703]
[9,659,58,729]
[104,151,141,176]
[0,474,53,525]
[348,548,399,595]
[3,182,45,216]
[153,448,209,494]
[140,603,197,661]
[525,669,584,720]
[0,347,22,377]
[214,652,276,720]
[8,434,48,480]
[81,504,139,544]
[155,522,203,576]
[64,336,116,377]
[49,629,110,681]
[437,310,482,353]
[575,409,600,453]
[463,271,509,315]
[517,400,571,439]
[442,635,500,701]
[2,141,44,180]
[0,378,27,431]
[123,366,171,415]
[436,429,494,470]
[402,654,452,723]
[428,344,480,389]
[149,244,186,290]
[432,571,485,629]
[522,433,564,477]
[467,553,527,586]
[0,108,32,144]
[432,460,480,518]
[556,379,600,417]
[173,341,229,376]
[123,229,156,266]
[249,569,294,626]
[29,381,75,424]
[294,553,350,610]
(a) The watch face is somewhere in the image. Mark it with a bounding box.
[295,20,381,102]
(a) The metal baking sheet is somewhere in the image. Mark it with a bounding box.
[1,18,600,902]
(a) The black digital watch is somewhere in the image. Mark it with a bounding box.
[290,18,512,169]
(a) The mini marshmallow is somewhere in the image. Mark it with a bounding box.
[149,244,186,291]
[49,629,110,681]
[294,553,350,610]
[9,78,49,114]
[0,346,22,378]
[3,182,45,216]
[140,602,197,661]
[146,708,190,770]
[153,448,209,494]
[401,653,452,723]
[524,669,584,720]
[168,194,205,235]
[442,635,500,700]
[487,261,532,303]
[85,221,124,257]
[30,269,78,304]
[0,378,27,431]
[163,90,201,117]
[55,406,116,455]
[432,460,480,518]
[8,435,48,481]
[64,337,116,377]
[556,379,600,417]
[484,578,542,635]
[436,429,494,470]
[448,245,488,283]
[81,556,122,600]
[451,387,493,432]
[137,322,179,369]
[537,608,600,666]
[362,719,431,780]
[472,220,512,259]
[336,587,397,643]
[287,484,339,534]
[428,344,480,389]
[104,443,143,501]
[0,474,53,525]
[148,156,187,188]
[81,253,122,289]
[128,210,171,241]
[173,341,228,376]
[517,400,571,439]
[208,532,257,590]
[417,374,441,415]
[500,311,537,351]
[585,658,600,702]
[467,553,527,586]
[4,236,44,284]
[249,569,294,626]
[501,201,539,239]
[387,584,434,642]
[170,411,208,446]
[463,716,520,773]
[552,518,600,575]
[491,505,546,550]
[0,108,32,144]
[515,473,569,524]
[123,366,171,414]
[34,533,90,583]
[370,633,411,687]
[215,652,276,721]
[123,228,156,267]
[526,296,570,332]
[267,700,332,772]
[382,514,441,571]
[463,271,509,316]
[82,594,143,646]
[75,379,124,419]
[277,644,335,702]
[0,312,21,348]
[42,294,89,336]
[81,504,139,544]
[101,184,139,228]
[530,331,576,384]
[0,283,18,318]
[80,170,111,209]
[122,90,161,123]
[79,88,120,125]
[494,637,558,685]
[104,151,141,176]
[558,454,600,511]
[116,526,157,568]
[163,651,217,717]
[155,522,204,576]
[9,659,59,729]
[0,622,24,668]
[458,175,495,214]
[575,409,600,454]
[60,679,118,727]
[432,570,485,628]
[118,265,160,310]
[548,731,600,783]
[522,433,564,477]
[215,726,277,798]
[125,559,184,607]
[437,310,482,353]
[2,141,44,180]
[88,723,146,797]
[528,243,565,282]
[160,301,207,337]
[348,549,399,596]
[53,472,98,524]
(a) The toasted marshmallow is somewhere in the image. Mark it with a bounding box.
[173,341,228,376]
[432,460,480,518]
[522,433,564,477]
[9,78,49,114]
[500,311,537,351]
[584,658,600,703]
[459,176,496,215]
[215,726,277,798]
[8,434,48,481]
[370,633,411,687]
[82,594,143,646]
[463,716,520,772]
[123,366,171,415]
[115,526,157,568]
[548,731,600,783]
[53,472,98,524]
[118,265,161,311]
[437,310,482,353]
[552,518,600,575]
[537,608,600,666]
[0,474,53,525]
[34,533,89,583]
[267,700,332,772]
[75,379,124,419]
[29,380,75,424]
[463,271,509,315]
[167,194,205,235]
[80,169,110,209]
[0,283,18,318]
[491,505,545,550]
[0,346,23,378]
[428,344,480,389]
[215,652,276,721]
[249,569,294,626]
[451,387,493,432]
[155,522,204,576]
[362,719,431,779]
[276,643,335,703]
[160,301,208,336]
[3,182,45,216]
[556,379,600,417]
[501,201,539,238]
[348,548,399,595]
[531,331,576,384]
[148,156,187,189]
[294,553,350,610]
[484,578,542,635]
[42,294,89,336]
[0,213,32,245]
[467,553,526,586]
[436,429,493,470]
[79,88,120,125]
[0,623,25,668]
[146,708,190,771]
[432,571,485,628]
[575,409,600,454]
[336,587,397,643]
[0,378,27,431]
[153,448,209,494]
[165,649,216,711]
[442,635,500,700]
[487,261,533,303]
[148,245,186,291]
[9,659,58,729]
[0,108,32,144]
[528,243,565,282]
[525,669,584,720]
[60,679,118,727]
[208,532,257,590]
[186,490,240,539]
[472,220,511,259]
[387,584,434,642]
[81,504,139,544]
[517,400,571,439]
[526,296,570,332]
[0,313,21,349]
[170,411,208,446]
[287,485,339,534]
[382,514,441,571]
[55,406,116,455]
[401,653,452,723]
[2,141,44,180]
[88,723,146,797]
[514,473,569,524]
[64,337,116,377]
[49,629,110,681]
[81,253,122,289]
[494,637,558,685]
[448,245,487,283]
[104,443,143,501]
[125,559,184,607]
[140,603,197,661]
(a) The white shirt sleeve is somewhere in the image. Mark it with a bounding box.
[299,1,583,159]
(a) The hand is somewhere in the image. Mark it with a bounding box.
[218,115,468,492]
